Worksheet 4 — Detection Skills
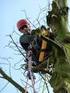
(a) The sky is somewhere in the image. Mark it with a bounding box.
[0,0,53,93]
[0,0,50,57]
[0,0,70,93]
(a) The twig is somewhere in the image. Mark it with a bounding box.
[0,82,9,93]
[9,35,26,59]
[39,73,50,93]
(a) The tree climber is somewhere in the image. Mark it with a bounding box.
[17,19,54,74]
[17,19,36,80]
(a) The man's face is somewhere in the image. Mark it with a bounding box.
[19,25,29,34]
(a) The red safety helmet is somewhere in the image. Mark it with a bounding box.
[17,19,30,33]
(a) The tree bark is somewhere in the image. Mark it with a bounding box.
[47,0,70,93]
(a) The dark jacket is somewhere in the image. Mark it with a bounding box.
[20,33,35,51]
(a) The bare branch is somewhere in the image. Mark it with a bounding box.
[0,68,28,93]
[9,35,26,58]
[39,73,50,93]
[21,10,36,28]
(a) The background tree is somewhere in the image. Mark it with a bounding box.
[47,0,70,93]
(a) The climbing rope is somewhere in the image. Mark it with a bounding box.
[26,45,36,93]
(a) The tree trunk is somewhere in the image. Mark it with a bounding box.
[47,0,70,93]
[55,87,68,93]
